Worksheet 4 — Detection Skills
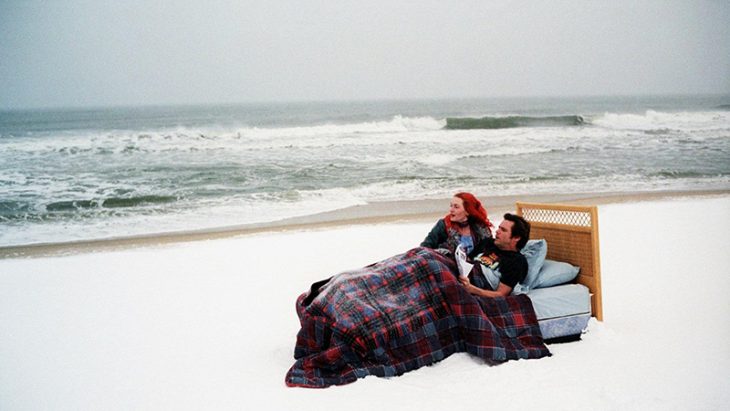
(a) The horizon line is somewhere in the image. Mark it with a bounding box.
[2,92,730,113]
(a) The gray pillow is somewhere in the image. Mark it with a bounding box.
[533,259,580,289]
[519,239,547,292]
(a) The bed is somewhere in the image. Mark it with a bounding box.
[517,202,603,341]
[285,202,603,388]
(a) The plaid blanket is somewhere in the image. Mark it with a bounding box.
[285,247,550,388]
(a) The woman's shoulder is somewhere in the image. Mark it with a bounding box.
[432,218,447,229]
[472,223,492,240]
[421,218,448,248]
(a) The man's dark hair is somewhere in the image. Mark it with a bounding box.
[503,213,531,250]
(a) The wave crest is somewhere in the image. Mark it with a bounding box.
[445,115,585,130]
[43,195,177,212]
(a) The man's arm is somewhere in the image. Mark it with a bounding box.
[459,277,512,297]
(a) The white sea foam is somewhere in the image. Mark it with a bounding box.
[418,154,456,166]
[0,189,368,246]
[591,110,730,131]
[6,111,724,160]
[0,116,447,156]
[235,115,444,141]
[2,101,729,247]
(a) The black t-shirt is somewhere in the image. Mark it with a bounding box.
[474,238,528,288]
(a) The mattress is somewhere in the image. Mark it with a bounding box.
[527,284,591,340]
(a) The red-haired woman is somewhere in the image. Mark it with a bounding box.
[421,192,493,259]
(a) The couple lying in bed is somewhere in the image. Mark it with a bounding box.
[286,192,549,388]
[420,192,532,298]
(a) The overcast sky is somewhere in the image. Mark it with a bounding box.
[1,0,729,109]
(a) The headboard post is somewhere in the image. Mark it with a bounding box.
[516,202,603,321]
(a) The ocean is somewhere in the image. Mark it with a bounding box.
[1,95,729,246]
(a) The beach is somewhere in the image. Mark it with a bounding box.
[3,2,730,409]
[1,191,729,410]
[2,189,726,259]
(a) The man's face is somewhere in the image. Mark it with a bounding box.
[494,220,516,250]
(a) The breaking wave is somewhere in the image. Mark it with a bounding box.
[444,115,585,130]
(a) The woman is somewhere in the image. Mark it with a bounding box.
[421,192,493,258]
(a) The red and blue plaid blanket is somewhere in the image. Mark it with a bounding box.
[285,247,550,388]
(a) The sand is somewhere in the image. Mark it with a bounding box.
[1,191,729,410]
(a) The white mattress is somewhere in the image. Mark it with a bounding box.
[527,283,591,320]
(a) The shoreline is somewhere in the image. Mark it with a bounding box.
[2,188,728,259]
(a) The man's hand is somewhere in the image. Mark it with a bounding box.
[458,276,480,295]
[458,276,512,298]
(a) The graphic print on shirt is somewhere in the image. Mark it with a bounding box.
[477,252,500,271]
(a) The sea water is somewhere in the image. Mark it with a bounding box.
[1,95,729,246]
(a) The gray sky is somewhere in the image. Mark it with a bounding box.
[1,0,729,109]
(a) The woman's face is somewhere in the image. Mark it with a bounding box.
[449,196,468,223]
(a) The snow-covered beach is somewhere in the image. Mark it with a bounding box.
[1,193,728,410]
[3,2,730,409]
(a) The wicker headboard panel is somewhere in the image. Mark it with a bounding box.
[516,202,603,321]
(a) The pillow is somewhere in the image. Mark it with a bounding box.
[533,259,580,289]
[519,239,547,292]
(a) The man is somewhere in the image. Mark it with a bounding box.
[459,213,531,297]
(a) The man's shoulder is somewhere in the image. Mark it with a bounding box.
[500,250,528,284]
[503,249,527,263]
[497,249,527,274]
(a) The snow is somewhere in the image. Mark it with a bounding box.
[1,196,729,411]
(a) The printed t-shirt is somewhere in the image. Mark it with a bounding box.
[474,238,528,289]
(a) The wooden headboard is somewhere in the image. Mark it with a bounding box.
[516,202,603,321]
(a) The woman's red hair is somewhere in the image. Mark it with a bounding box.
[444,192,493,230]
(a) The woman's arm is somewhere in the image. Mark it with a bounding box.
[468,224,493,259]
